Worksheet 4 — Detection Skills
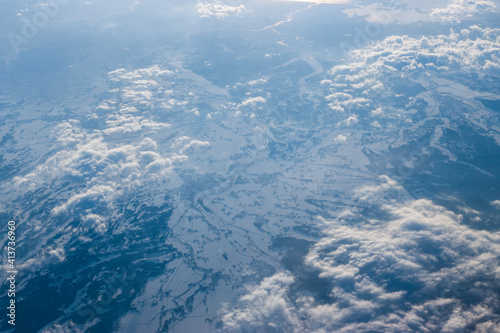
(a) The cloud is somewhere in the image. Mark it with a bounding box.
[51,184,120,215]
[14,119,188,217]
[7,65,214,274]
[197,2,245,19]
[353,175,409,203]
[341,115,358,126]
[431,0,496,23]
[221,177,500,332]
[103,114,171,135]
[18,245,66,272]
[324,25,500,129]
[106,65,176,111]
[334,134,348,142]
[343,0,496,24]
[222,272,303,332]
[178,139,211,154]
[345,26,500,75]
[81,213,108,235]
[240,96,267,107]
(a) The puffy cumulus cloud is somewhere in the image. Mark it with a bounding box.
[104,64,226,115]
[221,177,500,332]
[13,125,186,219]
[346,26,500,74]
[81,213,107,235]
[325,62,384,116]
[341,115,359,126]
[221,272,304,332]
[4,65,216,280]
[107,66,174,82]
[239,96,267,107]
[19,246,66,271]
[178,139,210,154]
[352,175,410,203]
[51,184,120,216]
[11,65,216,219]
[334,134,348,142]
[0,63,223,293]
[326,91,373,113]
[197,2,245,19]
[431,0,496,23]
[325,26,500,127]
[53,120,88,146]
[105,65,175,111]
[103,114,171,135]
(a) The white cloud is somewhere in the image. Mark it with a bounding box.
[221,272,304,332]
[81,213,108,234]
[334,134,348,142]
[103,114,171,135]
[344,26,500,75]
[324,26,500,127]
[240,96,267,107]
[341,115,358,126]
[490,200,500,209]
[6,65,217,279]
[11,65,214,221]
[51,184,120,215]
[107,66,173,81]
[221,177,500,332]
[179,139,210,154]
[197,2,245,19]
[17,129,184,217]
[248,78,268,85]
[431,0,496,23]
[353,175,409,203]
[18,246,66,271]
